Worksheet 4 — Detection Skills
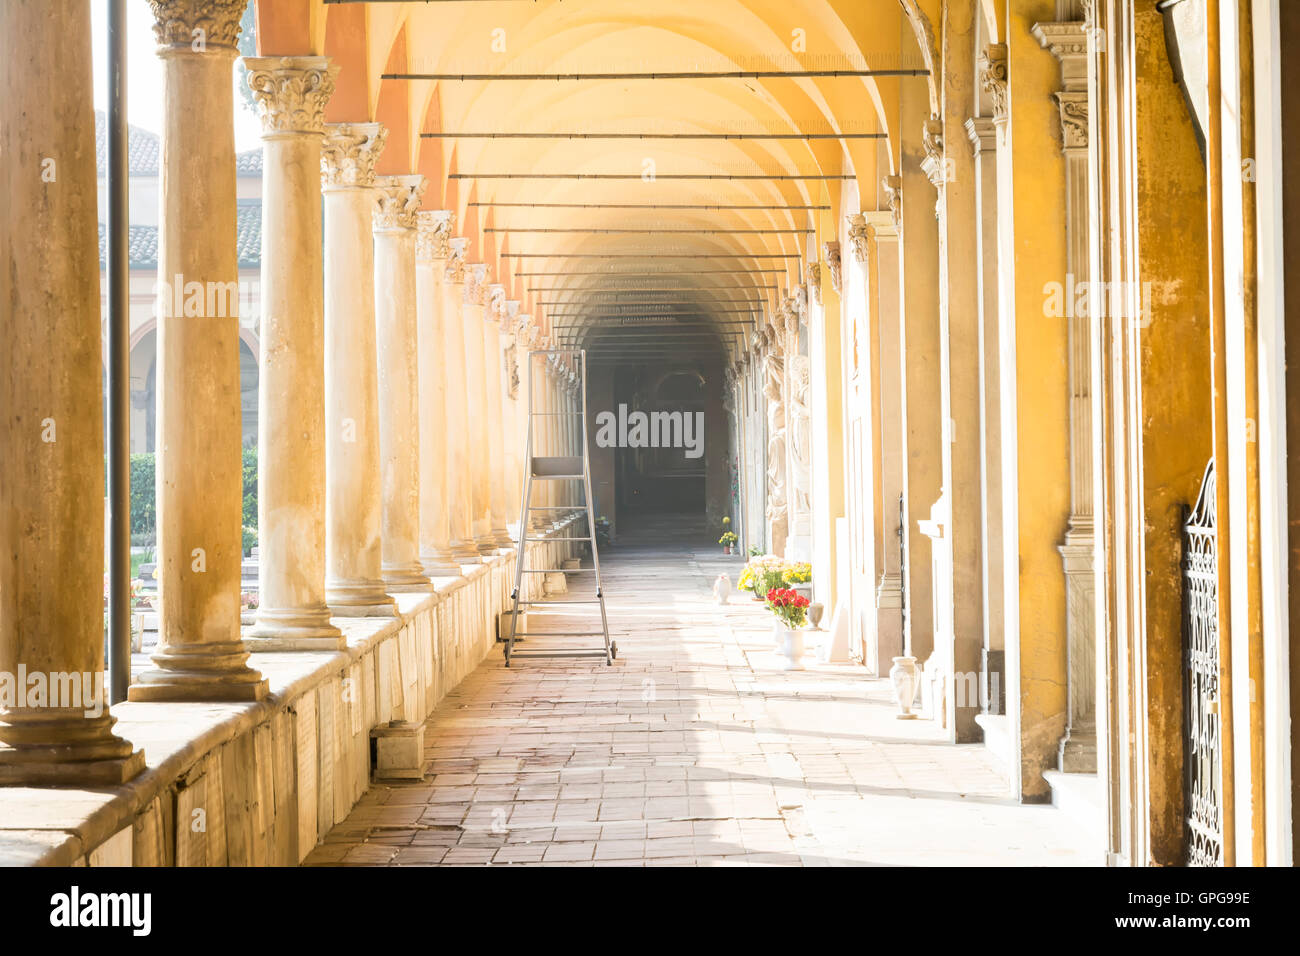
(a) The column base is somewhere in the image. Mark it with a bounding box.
[420,549,463,577]
[475,535,502,556]
[128,641,269,703]
[245,606,346,652]
[327,579,399,617]
[0,710,146,786]
[490,525,513,547]
[382,563,433,592]
[448,540,486,564]
[1058,722,1098,773]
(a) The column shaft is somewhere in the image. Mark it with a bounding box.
[442,240,481,560]
[321,123,396,616]
[0,0,144,783]
[374,174,431,591]
[243,55,344,651]
[131,0,267,701]
[416,211,460,575]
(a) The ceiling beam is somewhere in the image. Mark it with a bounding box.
[470,202,827,211]
[424,131,884,140]
[451,172,853,181]
[386,69,927,81]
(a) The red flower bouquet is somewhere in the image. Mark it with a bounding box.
[766,587,810,628]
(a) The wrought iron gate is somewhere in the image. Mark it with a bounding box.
[1182,459,1222,866]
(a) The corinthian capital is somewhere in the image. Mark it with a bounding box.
[881,175,903,228]
[979,44,1009,125]
[806,262,822,306]
[244,56,337,136]
[321,123,387,190]
[416,210,455,261]
[465,264,489,305]
[487,283,508,320]
[823,240,843,292]
[148,0,246,53]
[845,214,869,264]
[372,175,426,232]
[445,238,469,282]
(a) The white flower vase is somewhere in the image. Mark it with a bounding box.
[890,656,920,719]
[775,622,805,671]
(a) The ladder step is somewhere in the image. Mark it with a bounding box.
[506,649,610,658]
[517,599,603,605]
[511,631,607,637]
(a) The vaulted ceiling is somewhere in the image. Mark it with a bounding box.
[253,0,979,364]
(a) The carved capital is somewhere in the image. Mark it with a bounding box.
[445,238,469,283]
[148,0,246,53]
[320,123,387,190]
[372,175,426,232]
[1055,91,1089,150]
[844,214,869,264]
[881,175,903,229]
[415,210,454,261]
[244,56,337,136]
[965,115,997,156]
[806,262,822,306]
[979,43,1009,125]
[823,240,843,292]
[465,264,489,305]
[921,118,948,188]
[487,283,508,320]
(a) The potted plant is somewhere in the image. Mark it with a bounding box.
[766,586,811,671]
[782,561,813,600]
[719,531,738,554]
[738,554,784,601]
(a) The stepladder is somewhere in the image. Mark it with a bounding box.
[504,348,615,666]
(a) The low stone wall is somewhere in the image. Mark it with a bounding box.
[0,527,575,867]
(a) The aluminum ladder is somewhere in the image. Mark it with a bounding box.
[504,348,615,666]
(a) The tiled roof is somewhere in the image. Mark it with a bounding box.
[94,110,264,177]
[94,110,159,177]
[98,202,262,270]
[235,200,261,267]
[236,147,263,175]
[97,223,159,270]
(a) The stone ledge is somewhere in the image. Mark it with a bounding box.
[974,713,1012,773]
[0,528,570,866]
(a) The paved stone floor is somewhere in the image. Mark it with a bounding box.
[306,514,1098,867]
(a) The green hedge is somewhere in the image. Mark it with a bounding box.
[127,449,258,542]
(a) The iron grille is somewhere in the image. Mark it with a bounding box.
[1182,459,1222,867]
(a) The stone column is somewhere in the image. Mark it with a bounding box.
[966,115,1006,716]
[1035,17,1096,772]
[503,303,525,533]
[931,2,985,741]
[783,289,813,561]
[485,285,513,545]
[867,204,906,671]
[373,174,432,591]
[320,122,397,616]
[441,239,481,562]
[131,0,268,702]
[763,318,789,557]
[463,265,496,551]
[0,0,145,783]
[242,55,345,651]
[415,210,460,576]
